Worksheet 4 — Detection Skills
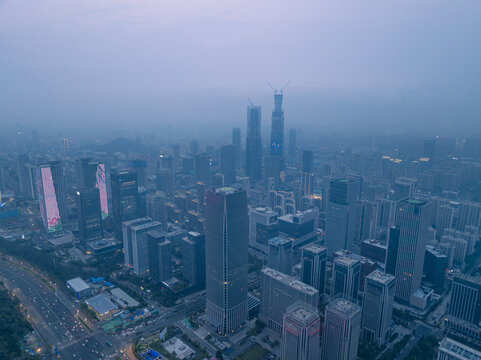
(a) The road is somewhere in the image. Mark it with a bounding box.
[0,259,121,360]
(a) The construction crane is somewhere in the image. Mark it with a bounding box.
[267,81,290,94]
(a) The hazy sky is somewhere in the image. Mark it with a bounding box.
[1,0,480,135]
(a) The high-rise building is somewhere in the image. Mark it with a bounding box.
[358,200,379,242]
[267,237,292,275]
[17,154,31,196]
[122,217,151,267]
[270,90,285,158]
[301,244,327,296]
[424,245,448,286]
[220,144,236,185]
[195,153,210,183]
[302,150,314,173]
[156,168,173,195]
[331,255,361,301]
[281,303,320,360]
[182,231,206,287]
[129,220,162,275]
[260,267,319,334]
[249,207,279,258]
[36,162,68,233]
[322,298,361,360]
[385,198,432,305]
[288,129,297,158]
[447,274,481,325]
[111,170,139,237]
[205,187,248,334]
[76,188,103,242]
[147,231,172,282]
[146,191,168,232]
[437,337,481,360]
[278,208,319,248]
[361,270,395,345]
[246,105,262,183]
[232,128,242,169]
[190,139,199,156]
[78,159,109,219]
[325,178,359,257]
[392,177,416,201]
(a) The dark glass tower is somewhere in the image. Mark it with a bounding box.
[232,128,242,169]
[270,92,285,157]
[220,144,236,185]
[76,187,103,242]
[245,105,262,183]
[111,170,139,238]
[205,187,248,334]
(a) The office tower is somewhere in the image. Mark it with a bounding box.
[205,187,248,334]
[331,255,361,301]
[267,237,292,275]
[435,204,455,239]
[447,274,481,324]
[147,231,172,282]
[385,198,432,304]
[17,154,30,195]
[392,177,416,201]
[36,162,68,233]
[278,208,319,248]
[441,234,467,266]
[195,153,210,183]
[322,298,361,360]
[301,244,327,296]
[300,172,315,195]
[182,231,206,287]
[78,159,109,219]
[444,228,477,257]
[245,105,262,183]
[281,303,320,360]
[130,159,147,187]
[25,164,37,200]
[232,128,242,169]
[129,220,162,275]
[265,155,282,185]
[260,268,319,334]
[146,191,168,232]
[76,188,103,242]
[325,178,359,257]
[111,170,139,237]
[122,217,151,267]
[358,200,379,241]
[156,168,173,195]
[361,270,395,345]
[378,198,398,228]
[249,207,279,258]
[220,144,236,185]
[190,139,199,156]
[288,129,297,158]
[270,90,285,158]
[302,150,314,173]
[424,245,448,286]
[457,201,481,232]
[437,337,481,360]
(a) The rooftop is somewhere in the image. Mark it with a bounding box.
[268,237,291,246]
[334,255,360,267]
[110,288,140,308]
[86,294,118,315]
[302,243,327,255]
[262,267,318,295]
[439,337,481,360]
[66,277,90,292]
[367,270,395,285]
[328,298,360,316]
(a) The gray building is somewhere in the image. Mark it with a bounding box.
[147,231,172,282]
[361,270,395,345]
[249,207,279,258]
[245,105,262,183]
[278,208,319,248]
[182,231,206,287]
[325,178,359,257]
[124,219,162,275]
[301,244,327,296]
[281,302,320,360]
[322,298,361,360]
[260,267,319,334]
[437,337,481,360]
[205,187,248,334]
[448,274,481,325]
[146,191,169,231]
[386,198,432,305]
[122,217,151,267]
[268,237,292,275]
[331,255,361,302]
[220,144,236,185]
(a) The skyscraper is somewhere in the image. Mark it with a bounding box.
[260,267,319,334]
[76,188,103,242]
[447,274,481,325]
[122,217,151,267]
[361,270,395,345]
[146,191,168,232]
[301,244,327,296]
[78,159,109,219]
[325,178,359,257]
[182,231,206,287]
[36,162,68,233]
[245,105,262,183]
[437,337,481,360]
[111,170,139,237]
[147,231,172,282]
[288,129,297,158]
[232,128,242,169]
[195,153,210,183]
[386,198,432,305]
[323,298,361,360]
[302,150,314,173]
[129,220,162,275]
[205,187,248,334]
[270,90,285,158]
[220,144,236,185]
[249,207,279,258]
[281,303,320,360]
[331,255,361,301]
[267,237,292,275]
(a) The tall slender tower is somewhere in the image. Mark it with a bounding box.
[270,90,285,158]
[232,128,242,169]
[205,187,248,334]
[246,105,262,183]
